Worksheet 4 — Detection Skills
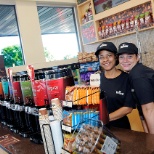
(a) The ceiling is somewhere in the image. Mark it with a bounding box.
[0,5,76,37]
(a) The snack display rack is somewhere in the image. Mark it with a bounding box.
[61,83,121,154]
[61,119,121,154]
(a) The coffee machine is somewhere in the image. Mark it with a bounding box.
[27,65,49,144]
[0,78,5,124]
[1,76,12,127]
[19,72,35,137]
[45,67,75,102]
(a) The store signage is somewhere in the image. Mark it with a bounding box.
[93,0,129,14]
[81,21,97,44]
[112,0,129,7]
[90,73,100,86]
[62,124,72,133]
[62,101,73,108]
[77,0,87,5]
[0,55,7,78]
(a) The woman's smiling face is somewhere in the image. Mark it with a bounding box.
[99,50,117,71]
[118,53,139,72]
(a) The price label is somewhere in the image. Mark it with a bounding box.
[101,136,117,154]
[62,124,72,133]
[62,101,72,108]
[61,148,71,154]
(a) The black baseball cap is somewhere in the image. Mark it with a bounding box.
[117,42,138,55]
[95,42,117,57]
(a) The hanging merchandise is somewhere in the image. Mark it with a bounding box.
[39,108,55,154]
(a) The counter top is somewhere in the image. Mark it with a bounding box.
[0,124,154,154]
[111,127,154,154]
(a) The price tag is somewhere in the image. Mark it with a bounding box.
[101,136,117,154]
[62,101,72,108]
[61,148,71,154]
[62,124,72,133]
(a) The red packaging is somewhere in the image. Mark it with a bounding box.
[12,81,23,103]
[31,79,48,107]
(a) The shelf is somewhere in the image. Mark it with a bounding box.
[85,26,154,45]
[94,0,150,21]
[77,0,91,7]
[81,19,94,26]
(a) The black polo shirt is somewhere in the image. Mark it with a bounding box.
[100,71,135,129]
[129,63,154,105]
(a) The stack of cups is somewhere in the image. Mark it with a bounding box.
[51,98,63,121]
[39,108,55,154]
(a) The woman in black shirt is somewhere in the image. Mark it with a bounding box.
[95,42,135,129]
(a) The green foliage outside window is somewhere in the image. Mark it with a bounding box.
[1,45,24,68]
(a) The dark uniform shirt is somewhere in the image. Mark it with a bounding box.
[100,71,135,129]
[129,63,154,116]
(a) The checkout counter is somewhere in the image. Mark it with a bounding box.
[0,124,154,154]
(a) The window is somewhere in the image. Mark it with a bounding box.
[0,5,24,68]
[37,6,80,62]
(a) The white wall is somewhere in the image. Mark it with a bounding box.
[0,0,78,73]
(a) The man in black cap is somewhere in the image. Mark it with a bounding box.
[117,42,154,134]
[95,42,135,129]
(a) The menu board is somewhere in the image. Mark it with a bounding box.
[77,0,87,5]
[93,0,129,14]
[0,55,7,78]
[81,21,97,44]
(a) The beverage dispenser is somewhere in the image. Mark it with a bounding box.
[1,77,11,127]
[27,65,49,144]
[19,72,34,137]
[7,77,15,128]
[10,73,28,134]
[45,67,75,103]
[0,78,5,124]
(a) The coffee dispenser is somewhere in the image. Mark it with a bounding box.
[1,77,11,127]
[10,74,27,134]
[19,72,34,137]
[27,65,49,144]
[45,67,75,102]
[0,78,5,124]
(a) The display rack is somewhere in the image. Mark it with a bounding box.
[61,119,121,154]
[76,0,154,45]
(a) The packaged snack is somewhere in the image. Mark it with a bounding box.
[113,22,117,35]
[145,11,153,27]
[72,121,121,154]
[139,13,145,28]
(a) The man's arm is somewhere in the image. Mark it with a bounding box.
[109,107,132,121]
[142,102,154,134]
